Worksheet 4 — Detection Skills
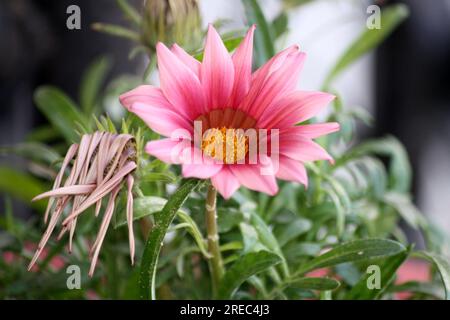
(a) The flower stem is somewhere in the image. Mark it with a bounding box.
[205,184,224,297]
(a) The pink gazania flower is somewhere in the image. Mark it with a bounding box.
[29,132,137,276]
[120,25,339,199]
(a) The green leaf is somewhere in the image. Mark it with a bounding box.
[249,211,289,276]
[285,277,340,291]
[116,195,208,259]
[362,157,387,199]
[324,4,409,88]
[139,171,177,183]
[414,251,450,300]
[389,281,444,299]
[242,0,275,67]
[345,247,410,299]
[223,36,245,52]
[274,217,312,246]
[295,239,406,275]
[272,12,288,39]
[218,251,282,299]
[116,0,141,27]
[383,192,426,229]
[217,207,244,233]
[284,242,322,260]
[91,23,141,42]
[114,196,167,228]
[139,179,202,300]
[34,86,89,142]
[239,222,267,253]
[0,143,60,165]
[0,166,46,211]
[338,136,412,193]
[176,210,210,259]
[79,56,111,114]
[194,36,244,61]
[25,125,59,142]
[283,0,314,9]
[324,175,352,236]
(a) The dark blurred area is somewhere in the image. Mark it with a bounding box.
[1,0,449,226]
[0,0,139,143]
[0,0,140,217]
[377,0,450,191]
[376,0,450,233]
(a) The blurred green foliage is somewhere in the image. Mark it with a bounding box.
[1,0,449,300]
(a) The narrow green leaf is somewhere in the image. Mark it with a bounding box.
[217,207,244,233]
[116,0,141,26]
[285,277,340,291]
[194,36,243,61]
[272,12,288,39]
[114,196,167,228]
[345,247,410,299]
[34,86,88,142]
[383,192,426,229]
[337,136,412,193]
[283,0,314,9]
[414,251,450,300]
[242,0,275,67]
[139,179,202,300]
[0,143,60,165]
[249,211,289,276]
[25,125,59,142]
[79,56,111,114]
[388,281,444,299]
[324,4,409,88]
[218,251,282,299]
[139,171,177,183]
[284,242,322,260]
[274,218,312,246]
[296,239,406,275]
[0,166,46,211]
[92,23,141,42]
[176,210,210,258]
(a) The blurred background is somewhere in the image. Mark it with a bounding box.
[1,0,449,234]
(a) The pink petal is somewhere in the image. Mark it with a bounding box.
[120,85,183,117]
[211,167,240,199]
[230,163,278,196]
[201,24,235,110]
[250,45,298,83]
[181,147,223,179]
[62,162,137,225]
[279,136,334,163]
[276,156,308,186]
[228,25,255,107]
[145,138,190,164]
[240,47,306,120]
[182,162,223,179]
[119,85,166,109]
[130,102,193,137]
[32,184,96,201]
[89,186,120,277]
[171,44,201,77]
[282,122,340,139]
[157,42,206,118]
[43,143,79,224]
[259,91,335,129]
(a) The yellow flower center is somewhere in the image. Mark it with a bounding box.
[201,127,249,164]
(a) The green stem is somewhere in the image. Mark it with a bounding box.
[139,179,202,300]
[205,184,224,297]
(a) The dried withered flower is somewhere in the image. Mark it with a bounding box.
[28,132,137,276]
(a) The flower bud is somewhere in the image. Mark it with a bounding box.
[141,0,202,52]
